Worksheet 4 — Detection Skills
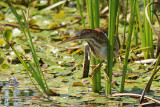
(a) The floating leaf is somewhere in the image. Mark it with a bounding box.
[0,57,4,65]
[0,39,6,46]
[49,90,60,96]
[127,74,139,80]
[0,12,5,20]
[72,82,84,86]
[1,63,10,69]
[4,29,12,42]
[54,10,66,19]
[49,21,59,29]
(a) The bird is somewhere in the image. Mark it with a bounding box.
[58,28,120,60]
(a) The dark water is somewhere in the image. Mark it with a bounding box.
[0,81,36,106]
[0,81,112,106]
[0,81,141,106]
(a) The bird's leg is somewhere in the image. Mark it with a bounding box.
[104,67,110,81]
[91,60,105,79]
[82,44,90,78]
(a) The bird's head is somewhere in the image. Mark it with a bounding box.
[58,29,94,45]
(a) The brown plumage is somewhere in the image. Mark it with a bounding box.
[58,28,120,60]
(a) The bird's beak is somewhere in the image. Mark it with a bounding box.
[58,36,79,45]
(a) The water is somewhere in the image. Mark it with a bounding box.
[0,81,36,106]
[0,81,140,106]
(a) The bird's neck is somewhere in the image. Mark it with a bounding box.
[87,38,107,60]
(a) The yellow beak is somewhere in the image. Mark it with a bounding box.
[58,36,79,45]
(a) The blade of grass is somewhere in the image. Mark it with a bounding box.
[133,16,138,45]
[149,0,154,58]
[21,54,48,92]
[120,0,136,93]
[21,10,50,93]
[93,0,101,92]
[86,0,94,29]
[140,53,160,103]
[122,0,128,48]
[115,0,121,38]
[25,57,48,94]
[5,40,43,95]
[144,0,149,58]
[21,10,41,75]
[7,2,51,95]
[136,0,145,57]
[144,0,154,58]
[86,0,101,93]
[105,0,119,95]
[76,0,86,28]
[31,0,66,16]
[145,1,160,92]
[92,0,99,28]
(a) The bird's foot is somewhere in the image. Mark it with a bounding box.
[91,60,105,79]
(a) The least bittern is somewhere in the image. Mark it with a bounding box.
[59,28,120,77]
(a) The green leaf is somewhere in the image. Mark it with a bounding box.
[0,38,6,46]
[4,29,12,42]
[1,63,10,69]
[0,57,4,65]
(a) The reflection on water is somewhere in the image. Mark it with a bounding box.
[0,81,36,106]
[0,81,138,106]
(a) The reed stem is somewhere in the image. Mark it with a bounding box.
[120,0,136,93]
[105,0,119,95]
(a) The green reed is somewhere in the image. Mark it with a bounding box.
[87,0,101,93]
[76,0,86,28]
[120,0,136,93]
[92,0,101,92]
[136,0,145,55]
[105,0,119,94]
[6,3,51,96]
[140,53,160,102]
[122,0,128,47]
[133,15,138,46]
[144,0,154,58]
